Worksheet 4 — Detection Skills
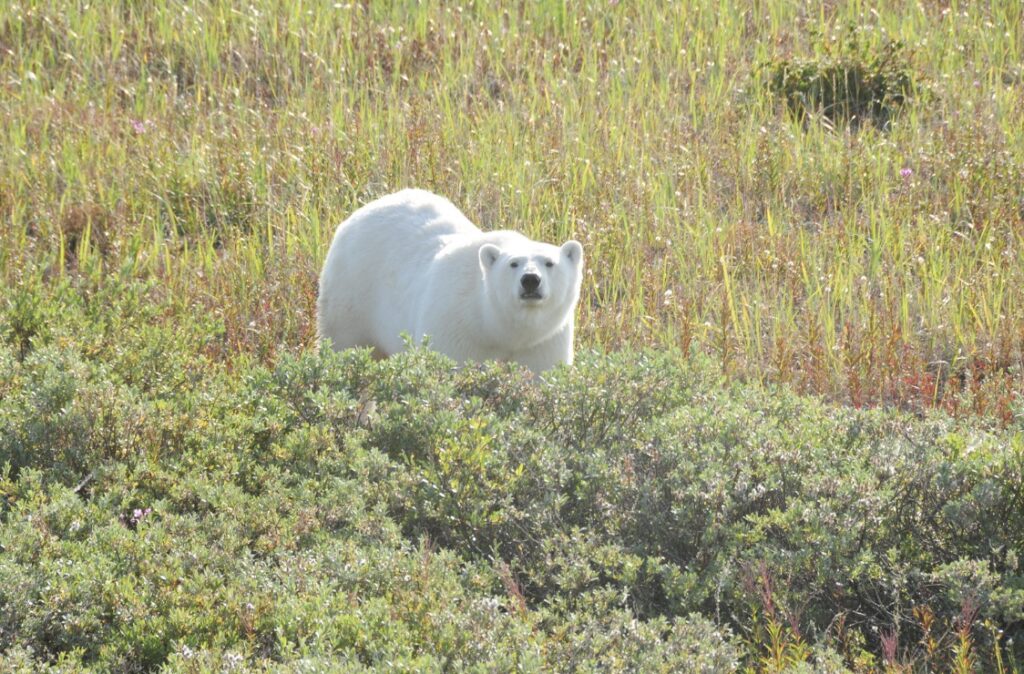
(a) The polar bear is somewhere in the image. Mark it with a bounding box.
[317,189,584,373]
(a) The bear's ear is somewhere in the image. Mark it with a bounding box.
[561,240,583,266]
[479,243,502,270]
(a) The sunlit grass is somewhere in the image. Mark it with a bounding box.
[1,0,1022,419]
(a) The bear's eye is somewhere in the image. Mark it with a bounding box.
[510,262,519,268]
[545,260,554,268]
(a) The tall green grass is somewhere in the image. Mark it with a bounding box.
[2,0,1022,418]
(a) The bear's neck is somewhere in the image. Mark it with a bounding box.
[477,290,567,353]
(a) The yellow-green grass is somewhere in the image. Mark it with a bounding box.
[2,0,1022,418]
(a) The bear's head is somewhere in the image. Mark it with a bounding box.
[478,238,584,342]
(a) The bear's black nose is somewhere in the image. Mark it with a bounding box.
[520,273,541,292]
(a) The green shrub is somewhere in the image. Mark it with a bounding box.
[1,290,1022,670]
[763,26,919,128]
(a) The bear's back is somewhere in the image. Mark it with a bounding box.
[345,189,479,249]
[317,189,483,355]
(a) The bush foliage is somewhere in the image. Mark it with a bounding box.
[2,283,1022,671]
[763,27,919,128]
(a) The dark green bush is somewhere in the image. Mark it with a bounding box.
[763,27,919,129]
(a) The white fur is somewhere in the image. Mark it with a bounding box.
[317,189,584,373]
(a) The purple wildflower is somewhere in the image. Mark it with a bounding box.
[124,507,153,528]
[900,167,913,178]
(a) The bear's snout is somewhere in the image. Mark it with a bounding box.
[520,273,542,294]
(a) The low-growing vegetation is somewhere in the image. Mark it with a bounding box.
[1,281,1023,671]
[762,26,918,128]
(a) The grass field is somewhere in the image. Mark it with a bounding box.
[2,0,1022,417]
[2,1,1024,671]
